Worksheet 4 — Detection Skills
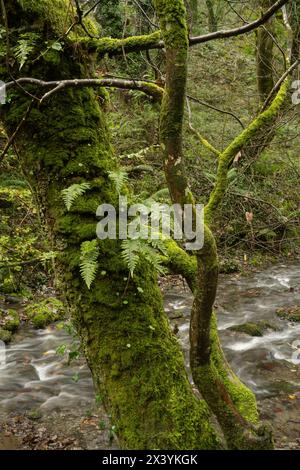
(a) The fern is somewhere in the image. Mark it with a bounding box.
[121,239,141,276]
[61,182,91,211]
[108,170,128,195]
[13,33,40,69]
[79,240,99,289]
[121,238,167,277]
[139,243,167,275]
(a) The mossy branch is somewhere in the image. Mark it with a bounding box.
[186,97,221,157]
[5,77,164,103]
[205,79,289,224]
[81,0,288,57]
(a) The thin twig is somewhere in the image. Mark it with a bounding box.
[261,59,300,112]
[187,94,245,128]
[0,100,34,162]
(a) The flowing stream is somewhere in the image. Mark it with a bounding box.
[0,262,299,448]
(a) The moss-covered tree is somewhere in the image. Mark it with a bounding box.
[0,0,292,450]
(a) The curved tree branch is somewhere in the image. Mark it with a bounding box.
[84,0,289,57]
[5,77,164,102]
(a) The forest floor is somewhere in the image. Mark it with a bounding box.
[0,393,299,450]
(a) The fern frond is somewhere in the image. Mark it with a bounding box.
[121,239,140,277]
[79,239,99,289]
[13,33,40,69]
[140,243,167,275]
[108,170,128,195]
[121,238,167,277]
[149,238,168,257]
[61,182,91,211]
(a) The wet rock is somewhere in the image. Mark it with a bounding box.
[3,295,23,304]
[0,328,12,343]
[0,309,20,332]
[269,380,298,395]
[276,305,300,322]
[25,298,65,329]
[228,320,277,337]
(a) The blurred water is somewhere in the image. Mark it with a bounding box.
[0,262,299,412]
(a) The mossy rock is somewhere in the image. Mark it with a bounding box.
[25,297,65,329]
[0,328,12,343]
[31,313,52,329]
[229,321,277,337]
[276,305,300,322]
[269,380,297,395]
[219,258,241,274]
[2,309,20,332]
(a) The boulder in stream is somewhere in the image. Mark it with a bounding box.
[228,320,277,337]
[276,305,300,322]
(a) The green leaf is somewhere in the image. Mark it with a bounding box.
[51,41,62,51]
[79,239,99,289]
[56,344,67,356]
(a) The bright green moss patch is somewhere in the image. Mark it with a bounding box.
[25,297,65,329]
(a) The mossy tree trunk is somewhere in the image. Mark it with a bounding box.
[0,0,220,450]
[256,0,275,104]
[154,0,296,449]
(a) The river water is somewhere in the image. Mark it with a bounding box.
[0,262,299,448]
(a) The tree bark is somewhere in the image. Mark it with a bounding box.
[205,1,217,32]
[0,0,220,450]
[155,0,277,449]
[256,0,275,104]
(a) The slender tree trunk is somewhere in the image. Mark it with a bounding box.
[0,0,220,450]
[256,0,275,104]
[243,0,299,163]
[205,0,217,32]
[155,0,277,449]
[185,0,199,33]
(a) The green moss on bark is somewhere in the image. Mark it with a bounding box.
[0,0,221,449]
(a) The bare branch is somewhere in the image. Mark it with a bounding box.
[0,100,34,162]
[190,0,289,45]
[5,77,164,102]
[85,0,289,57]
[131,0,159,29]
